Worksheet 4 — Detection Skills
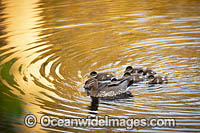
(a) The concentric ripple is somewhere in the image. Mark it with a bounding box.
[0,0,200,132]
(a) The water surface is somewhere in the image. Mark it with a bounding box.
[0,0,200,132]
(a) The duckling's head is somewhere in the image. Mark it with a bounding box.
[137,69,144,75]
[89,71,98,78]
[111,77,117,82]
[125,66,133,73]
[123,72,131,77]
[147,74,155,80]
[143,67,153,75]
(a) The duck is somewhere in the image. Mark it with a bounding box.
[84,76,133,99]
[131,73,143,83]
[88,71,115,81]
[146,74,155,80]
[122,72,143,83]
[124,66,133,73]
[147,74,168,84]
[124,66,144,75]
[143,67,157,77]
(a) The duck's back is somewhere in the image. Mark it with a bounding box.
[93,77,132,98]
[96,73,114,81]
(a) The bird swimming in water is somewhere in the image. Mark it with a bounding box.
[84,66,168,102]
[147,74,168,84]
[121,72,143,83]
[143,67,157,77]
[124,66,144,75]
[84,76,133,99]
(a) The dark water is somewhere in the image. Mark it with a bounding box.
[0,0,200,132]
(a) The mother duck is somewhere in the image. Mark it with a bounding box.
[84,74,133,102]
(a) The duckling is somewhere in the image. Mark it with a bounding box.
[147,75,168,84]
[132,73,143,82]
[124,66,133,73]
[124,66,144,75]
[143,67,157,77]
[108,74,135,86]
[89,71,115,81]
[132,68,144,75]
[84,77,133,98]
[147,74,155,80]
[122,72,143,83]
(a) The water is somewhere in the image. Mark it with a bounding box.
[0,0,200,132]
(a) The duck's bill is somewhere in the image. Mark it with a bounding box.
[85,89,90,96]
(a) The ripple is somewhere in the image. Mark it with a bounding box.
[55,23,92,29]
[0,0,200,132]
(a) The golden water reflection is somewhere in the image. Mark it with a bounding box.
[0,0,200,132]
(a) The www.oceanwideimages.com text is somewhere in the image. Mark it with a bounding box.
[24,114,176,129]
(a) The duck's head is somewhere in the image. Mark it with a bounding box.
[84,78,98,96]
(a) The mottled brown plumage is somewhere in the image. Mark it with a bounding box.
[147,75,168,84]
[84,77,133,98]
